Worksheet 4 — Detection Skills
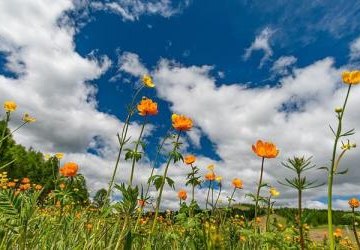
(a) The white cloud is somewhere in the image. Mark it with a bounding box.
[271,56,297,75]
[118,53,360,210]
[91,0,190,21]
[0,0,152,197]
[244,27,274,68]
[350,36,360,61]
[119,52,149,77]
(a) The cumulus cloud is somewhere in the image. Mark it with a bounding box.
[244,27,274,68]
[350,36,360,61]
[91,0,190,21]
[0,0,151,197]
[118,52,360,210]
[271,56,297,76]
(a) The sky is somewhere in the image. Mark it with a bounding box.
[1,0,360,210]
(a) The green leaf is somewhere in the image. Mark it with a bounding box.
[335,168,349,175]
[166,177,175,189]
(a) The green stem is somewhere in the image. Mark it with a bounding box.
[191,164,195,203]
[105,86,144,203]
[206,181,212,210]
[214,184,222,209]
[149,133,181,236]
[0,112,10,151]
[254,157,265,232]
[227,187,236,208]
[265,196,271,232]
[129,117,147,186]
[0,121,28,145]
[299,187,305,250]
[328,84,352,250]
[352,207,360,249]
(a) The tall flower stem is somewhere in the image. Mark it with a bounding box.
[149,132,181,236]
[298,186,305,250]
[254,157,265,232]
[129,117,147,186]
[214,184,222,209]
[0,112,10,150]
[351,207,360,249]
[105,86,144,203]
[328,84,351,250]
[227,187,236,208]
[191,164,196,203]
[265,195,272,232]
[206,181,212,210]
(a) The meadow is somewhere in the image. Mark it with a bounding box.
[0,71,359,249]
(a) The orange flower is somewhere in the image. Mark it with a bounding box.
[171,114,193,131]
[19,183,31,190]
[59,162,79,177]
[137,97,158,116]
[178,189,187,200]
[205,172,216,181]
[232,178,243,189]
[334,228,342,238]
[21,177,30,184]
[138,199,146,207]
[184,155,196,165]
[342,70,360,85]
[34,184,42,190]
[252,140,279,158]
[7,182,16,188]
[349,198,360,209]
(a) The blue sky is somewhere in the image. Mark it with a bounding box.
[1,0,360,210]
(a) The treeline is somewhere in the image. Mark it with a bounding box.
[275,207,354,226]
[0,120,90,204]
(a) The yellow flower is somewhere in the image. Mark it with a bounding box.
[4,101,17,112]
[342,70,360,85]
[270,187,280,197]
[333,228,342,238]
[22,113,36,123]
[207,164,215,171]
[55,153,64,159]
[44,154,51,160]
[142,74,155,88]
[215,176,223,182]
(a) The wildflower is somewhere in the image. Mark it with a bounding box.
[178,189,187,200]
[207,164,215,171]
[3,101,17,112]
[142,74,155,88]
[184,155,196,165]
[7,182,16,188]
[252,140,279,158]
[205,172,216,181]
[342,70,360,85]
[2,186,7,189]
[232,178,243,189]
[216,176,223,182]
[334,228,343,238]
[85,223,93,230]
[349,198,360,209]
[55,153,64,160]
[21,177,30,184]
[73,188,79,192]
[335,107,343,113]
[59,183,65,190]
[270,187,280,197]
[59,162,79,177]
[19,183,31,190]
[171,114,193,131]
[137,97,158,116]
[44,154,51,160]
[138,199,146,207]
[22,113,36,123]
